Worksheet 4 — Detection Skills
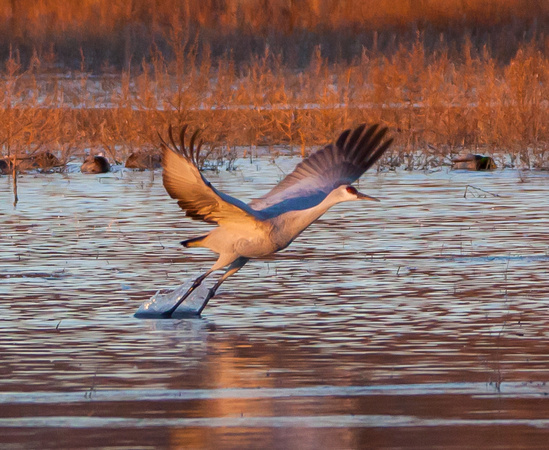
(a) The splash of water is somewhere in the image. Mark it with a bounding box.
[135,277,214,318]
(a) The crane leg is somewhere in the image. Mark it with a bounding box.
[162,269,213,318]
[197,257,249,315]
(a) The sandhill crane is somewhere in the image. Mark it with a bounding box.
[159,123,393,317]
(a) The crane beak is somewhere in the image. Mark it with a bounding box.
[357,191,380,202]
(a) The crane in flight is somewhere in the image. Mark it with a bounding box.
[159,123,393,317]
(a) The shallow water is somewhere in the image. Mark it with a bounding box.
[1,161,549,449]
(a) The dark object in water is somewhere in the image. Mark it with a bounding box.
[125,151,162,170]
[452,153,497,171]
[0,158,11,174]
[17,152,63,172]
[81,155,110,173]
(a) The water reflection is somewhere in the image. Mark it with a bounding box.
[1,163,549,448]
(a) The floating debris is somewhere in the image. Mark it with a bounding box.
[452,153,497,170]
[464,184,501,198]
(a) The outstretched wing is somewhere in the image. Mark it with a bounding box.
[249,124,393,214]
[161,126,261,225]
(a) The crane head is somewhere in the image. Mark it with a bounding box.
[345,185,380,202]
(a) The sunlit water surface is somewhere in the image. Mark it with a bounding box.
[1,159,549,449]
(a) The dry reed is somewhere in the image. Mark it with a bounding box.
[0,7,547,171]
[1,0,547,68]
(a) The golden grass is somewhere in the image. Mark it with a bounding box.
[0,0,547,69]
[0,36,548,170]
[5,0,545,34]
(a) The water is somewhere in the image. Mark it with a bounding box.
[1,161,549,448]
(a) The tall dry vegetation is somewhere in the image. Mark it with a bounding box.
[2,0,547,68]
[0,1,548,169]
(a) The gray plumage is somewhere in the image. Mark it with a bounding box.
[159,123,393,316]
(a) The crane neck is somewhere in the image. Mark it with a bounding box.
[272,189,352,245]
[307,189,349,219]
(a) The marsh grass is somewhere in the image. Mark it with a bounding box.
[2,0,548,68]
[0,36,548,172]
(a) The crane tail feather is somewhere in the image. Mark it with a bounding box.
[181,235,208,248]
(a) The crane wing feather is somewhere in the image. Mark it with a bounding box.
[249,124,393,213]
[161,139,260,226]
